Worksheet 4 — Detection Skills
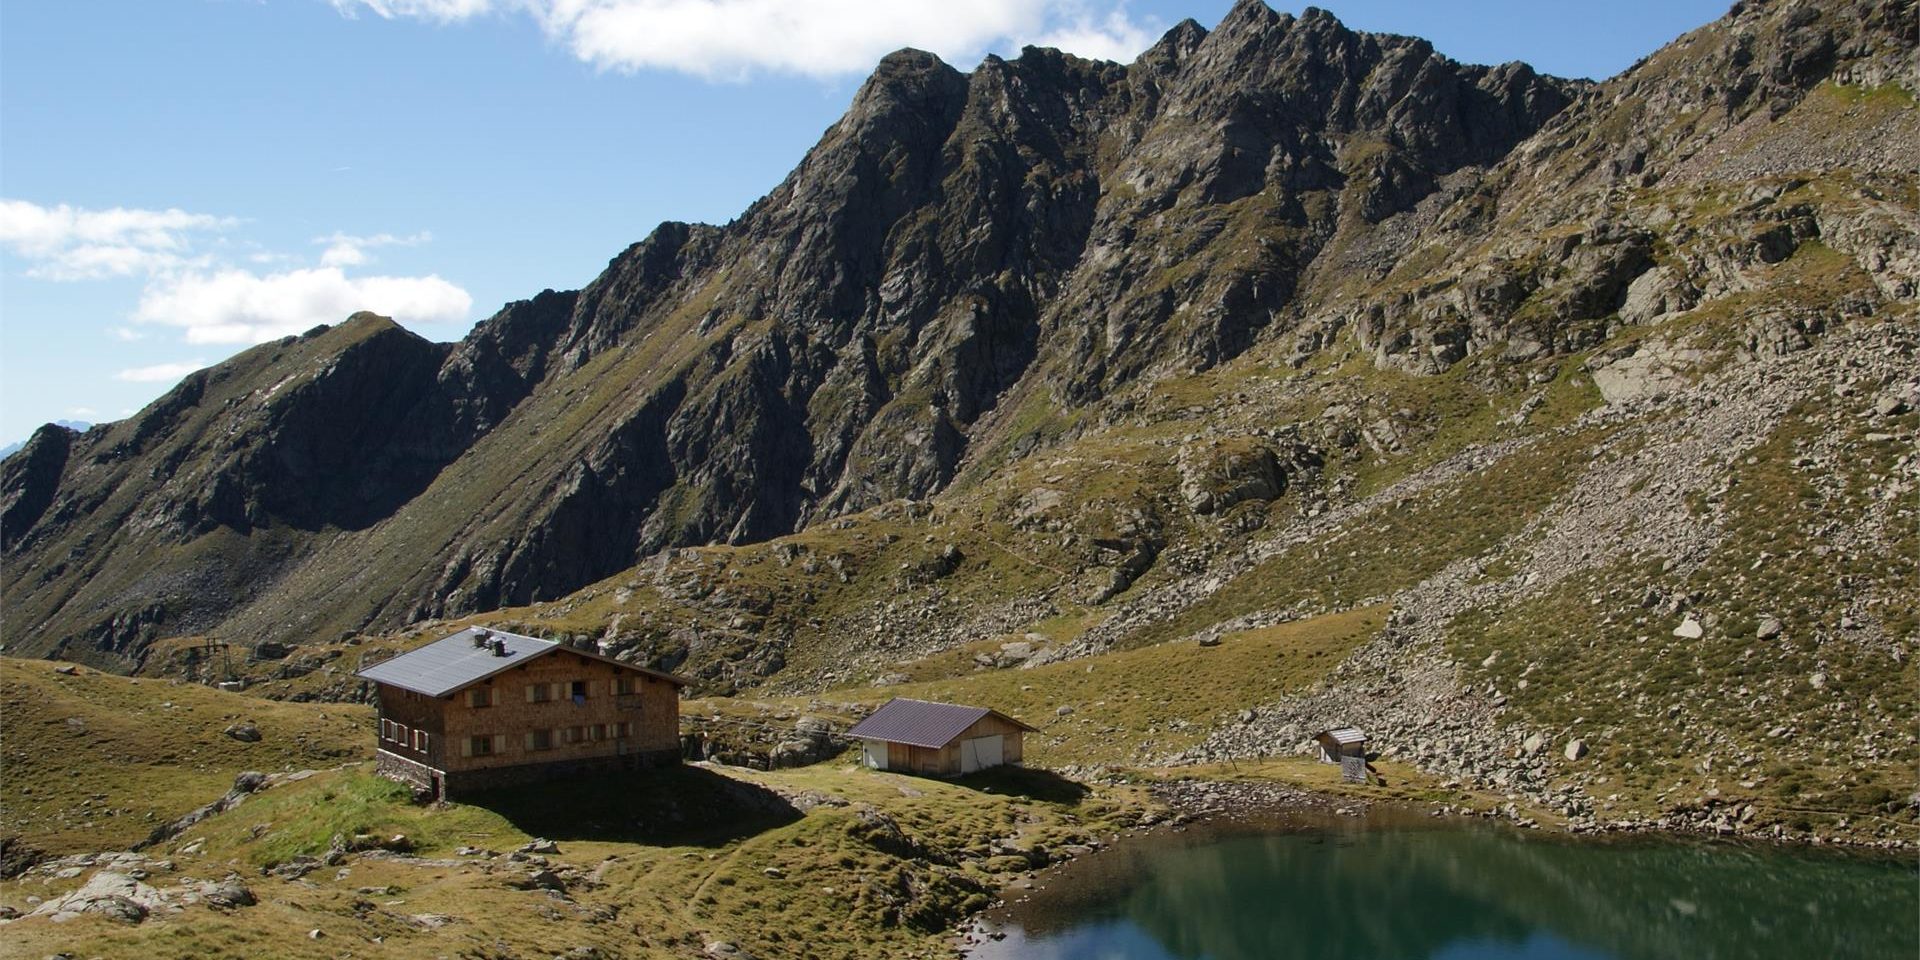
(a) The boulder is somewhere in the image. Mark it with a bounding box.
[1564,739,1590,762]
[222,722,262,743]
[201,877,256,909]
[31,871,166,923]
[1673,618,1704,640]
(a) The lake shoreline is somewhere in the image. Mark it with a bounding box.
[953,771,1915,958]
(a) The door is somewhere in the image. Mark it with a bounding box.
[862,740,888,770]
[960,735,1003,774]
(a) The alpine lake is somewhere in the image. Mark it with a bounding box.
[964,808,1918,960]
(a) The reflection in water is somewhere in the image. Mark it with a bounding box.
[969,815,1918,960]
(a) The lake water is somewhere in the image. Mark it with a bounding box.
[965,811,1918,960]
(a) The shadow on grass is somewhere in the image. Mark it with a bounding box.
[466,764,801,848]
[956,765,1090,805]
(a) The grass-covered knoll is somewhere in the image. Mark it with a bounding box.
[685,607,1384,770]
[2,760,1145,960]
[1446,402,1919,839]
[0,658,370,853]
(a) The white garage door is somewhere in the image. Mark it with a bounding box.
[960,735,1003,774]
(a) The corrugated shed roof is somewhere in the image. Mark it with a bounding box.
[1317,727,1366,744]
[846,697,1036,749]
[355,627,555,697]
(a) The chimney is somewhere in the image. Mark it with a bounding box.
[472,630,488,648]
[491,638,509,657]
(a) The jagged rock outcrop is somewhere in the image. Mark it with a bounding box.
[2,0,1912,671]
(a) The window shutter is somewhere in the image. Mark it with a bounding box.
[493,734,506,754]
[526,684,536,703]
[491,687,500,706]
[461,737,473,757]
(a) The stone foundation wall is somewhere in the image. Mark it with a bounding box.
[376,749,441,797]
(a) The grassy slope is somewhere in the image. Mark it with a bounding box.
[1447,400,1920,834]
[5,606,1487,959]
[0,658,370,852]
[836,606,1388,767]
[3,762,1147,960]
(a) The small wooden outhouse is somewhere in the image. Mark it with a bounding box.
[1313,726,1368,763]
[848,698,1036,777]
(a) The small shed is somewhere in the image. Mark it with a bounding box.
[1313,726,1368,763]
[848,697,1037,777]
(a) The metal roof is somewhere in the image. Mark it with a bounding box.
[846,697,1036,749]
[355,627,690,697]
[1317,727,1367,744]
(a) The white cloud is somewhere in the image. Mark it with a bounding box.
[115,360,209,383]
[2,199,473,346]
[328,0,494,21]
[68,406,99,418]
[1029,9,1156,64]
[0,199,236,280]
[316,230,432,268]
[329,0,1158,78]
[134,267,473,344]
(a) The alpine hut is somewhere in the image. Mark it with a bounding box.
[356,627,689,799]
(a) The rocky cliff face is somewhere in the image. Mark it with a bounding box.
[3,0,1914,689]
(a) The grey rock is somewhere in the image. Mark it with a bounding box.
[202,877,256,909]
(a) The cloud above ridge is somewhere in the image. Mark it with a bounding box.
[328,0,1160,79]
[1,198,471,345]
[136,267,471,344]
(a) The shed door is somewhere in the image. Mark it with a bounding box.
[960,735,1003,774]
[862,741,888,770]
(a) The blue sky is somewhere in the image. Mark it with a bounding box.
[0,0,1729,443]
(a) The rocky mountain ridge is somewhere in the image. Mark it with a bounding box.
[6,0,1590,657]
[4,0,1915,844]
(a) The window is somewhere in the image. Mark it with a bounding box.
[561,725,587,745]
[589,723,607,741]
[525,729,554,751]
[615,676,638,695]
[467,687,495,708]
[614,721,632,739]
[382,721,411,744]
[570,680,588,705]
[527,683,553,703]
[467,735,494,757]
[412,730,430,752]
